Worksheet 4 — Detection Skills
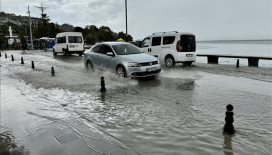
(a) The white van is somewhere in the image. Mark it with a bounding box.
[53,32,84,56]
[139,31,196,67]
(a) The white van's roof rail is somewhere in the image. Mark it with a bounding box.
[152,31,178,35]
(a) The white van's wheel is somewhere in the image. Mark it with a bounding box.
[62,49,67,56]
[165,56,175,68]
[53,49,57,56]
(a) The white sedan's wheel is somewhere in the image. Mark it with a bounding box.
[87,61,93,69]
[117,66,126,77]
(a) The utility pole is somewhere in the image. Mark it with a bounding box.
[34,4,49,49]
[27,6,33,51]
[125,0,127,41]
[34,4,49,22]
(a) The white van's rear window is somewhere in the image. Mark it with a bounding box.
[68,36,82,43]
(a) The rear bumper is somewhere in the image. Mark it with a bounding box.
[174,53,196,62]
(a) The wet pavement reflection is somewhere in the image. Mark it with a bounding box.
[223,133,233,155]
[0,131,30,155]
[1,50,271,155]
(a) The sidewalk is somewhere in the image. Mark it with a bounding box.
[29,116,137,155]
[0,65,137,155]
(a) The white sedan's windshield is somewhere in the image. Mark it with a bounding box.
[112,44,142,55]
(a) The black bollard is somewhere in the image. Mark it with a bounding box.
[21,57,24,64]
[236,59,239,68]
[100,77,106,92]
[51,67,55,76]
[11,54,14,61]
[32,61,35,69]
[223,104,235,134]
[5,53,7,58]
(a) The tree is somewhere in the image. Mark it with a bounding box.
[41,14,50,26]
[0,24,9,47]
[49,23,63,38]
[32,21,51,38]
[73,26,84,33]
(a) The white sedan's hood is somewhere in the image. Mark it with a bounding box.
[118,53,158,63]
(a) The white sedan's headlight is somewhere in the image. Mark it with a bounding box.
[129,62,142,67]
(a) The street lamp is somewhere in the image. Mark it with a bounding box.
[125,0,127,41]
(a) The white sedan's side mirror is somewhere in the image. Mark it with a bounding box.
[106,52,114,56]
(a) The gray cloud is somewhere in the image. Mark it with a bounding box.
[2,0,271,40]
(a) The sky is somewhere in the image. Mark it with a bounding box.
[1,0,271,41]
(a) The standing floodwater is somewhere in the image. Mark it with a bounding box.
[0,48,271,155]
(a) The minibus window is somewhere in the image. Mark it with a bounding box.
[69,36,82,43]
[163,36,175,45]
[151,37,161,46]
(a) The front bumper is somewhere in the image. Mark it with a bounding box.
[130,69,161,77]
[127,64,161,77]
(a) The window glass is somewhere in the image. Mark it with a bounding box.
[68,36,82,43]
[103,45,113,54]
[93,45,102,53]
[112,44,142,55]
[163,36,175,45]
[61,37,66,43]
[57,37,61,44]
[140,38,150,48]
[152,37,161,46]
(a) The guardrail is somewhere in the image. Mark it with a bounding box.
[197,54,272,67]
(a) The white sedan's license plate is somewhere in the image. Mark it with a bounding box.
[146,67,157,72]
[186,54,193,57]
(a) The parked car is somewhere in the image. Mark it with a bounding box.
[139,31,196,67]
[53,32,84,56]
[84,42,161,78]
[134,39,143,47]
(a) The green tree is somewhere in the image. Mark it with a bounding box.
[73,26,84,33]
[33,21,51,38]
[0,24,9,48]
[49,23,63,38]
[117,31,133,41]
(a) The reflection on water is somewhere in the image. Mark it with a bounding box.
[135,76,162,88]
[0,131,30,155]
[223,133,233,155]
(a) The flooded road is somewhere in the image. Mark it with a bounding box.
[1,50,271,155]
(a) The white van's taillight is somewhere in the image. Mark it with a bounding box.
[67,44,68,49]
[176,40,180,52]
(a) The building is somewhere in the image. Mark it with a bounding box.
[0,17,21,26]
[60,23,74,32]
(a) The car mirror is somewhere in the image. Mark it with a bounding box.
[106,52,114,56]
[144,44,149,47]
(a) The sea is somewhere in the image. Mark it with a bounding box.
[196,40,272,68]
